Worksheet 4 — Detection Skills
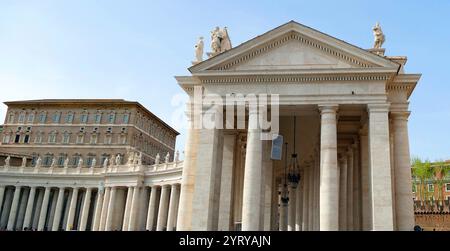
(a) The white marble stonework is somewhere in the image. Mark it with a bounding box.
[176,21,420,231]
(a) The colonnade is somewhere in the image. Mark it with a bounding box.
[0,183,181,231]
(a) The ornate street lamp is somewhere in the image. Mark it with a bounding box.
[288,117,301,189]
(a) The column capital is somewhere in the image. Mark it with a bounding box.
[367,103,391,113]
[390,111,411,121]
[318,104,339,114]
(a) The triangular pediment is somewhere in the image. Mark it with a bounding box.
[189,21,399,74]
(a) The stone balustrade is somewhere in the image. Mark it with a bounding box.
[414,199,450,214]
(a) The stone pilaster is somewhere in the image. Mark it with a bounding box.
[392,111,415,231]
[319,105,339,231]
[368,104,394,230]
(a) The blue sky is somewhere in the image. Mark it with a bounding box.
[0,0,449,161]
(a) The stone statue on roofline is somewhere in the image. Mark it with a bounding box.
[373,22,385,49]
[155,153,160,165]
[103,158,108,168]
[35,156,42,168]
[207,26,232,58]
[165,152,170,163]
[91,158,96,168]
[192,36,204,65]
[21,157,27,167]
[64,157,69,168]
[5,156,10,167]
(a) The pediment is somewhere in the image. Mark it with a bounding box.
[189,21,399,74]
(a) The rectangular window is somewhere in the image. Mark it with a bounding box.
[18,113,25,123]
[81,114,88,124]
[428,184,434,192]
[48,134,56,143]
[2,135,10,144]
[7,114,14,123]
[446,183,450,192]
[52,113,61,123]
[27,114,35,123]
[76,135,84,144]
[62,134,70,144]
[90,134,98,144]
[24,135,30,144]
[14,134,20,143]
[122,114,129,124]
[108,113,116,124]
[65,113,74,124]
[95,114,102,124]
[35,134,42,144]
[39,114,46,123]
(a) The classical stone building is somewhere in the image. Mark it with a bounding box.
[1,99,178,166]
[0,99,182,231]
[176,21,421,231]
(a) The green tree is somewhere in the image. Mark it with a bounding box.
[411,157,434,202]
[433,160,450,201]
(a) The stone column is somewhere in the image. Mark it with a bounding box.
[313,156,320,231]
[7,186,22,230]
[263,141,274,231]
[295,172,303,231]
[92,188,104,231]
[156,185,170,231]
[15,189,28,230]
[287,185,297,231]
[128,186,140,231]
[122,187,134,230]
[190,127,222,231]
[346,148,354,230]
[392,112,415,231]
[339,157,348,230]
[99,187,111,231]
[242,109,263,231]
[51,187,65,231]
[32,189,44,230]
[302,166,310,231]
[146,186,160,231]
[279,184,288,231]
[0,186,5,217]
[167,184,180,231]
[23,187,36,230]
[218,134,236,231]
[105,187,117,231]
[319,105,339,231]
[368,104,394,230]
[352,142,361,230]
[177,105,199,231]
[0,188,13,229]
[66,187,79,231]
[308,161,314,230]
[37,187,51,231]
[79,188,93,231]
[360,126,372,230]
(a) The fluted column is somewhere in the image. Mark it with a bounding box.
[23,187,36,230]
[122,187,134,230]
[156,185,170,231]
[79,188,93,231]
[319,105,339,231]
[51,187,65,231]
[146,186,159,231]
[346,148,354,230]
[92,188,104,231]
[242,109,263,231]
[105,187,117,231]
[167,184,180,231]
[218,134,236,231]
[66,188,79,231]
[295,172,304,231]
[339,157,348,230]
[368,104,394,230]
[392,112,415,230]
[360,126,372,230]
[287,185,297,231]
[7,186,22,230]
[99,187,111,231]
[128,186,140,231]
[302,166,310,231]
